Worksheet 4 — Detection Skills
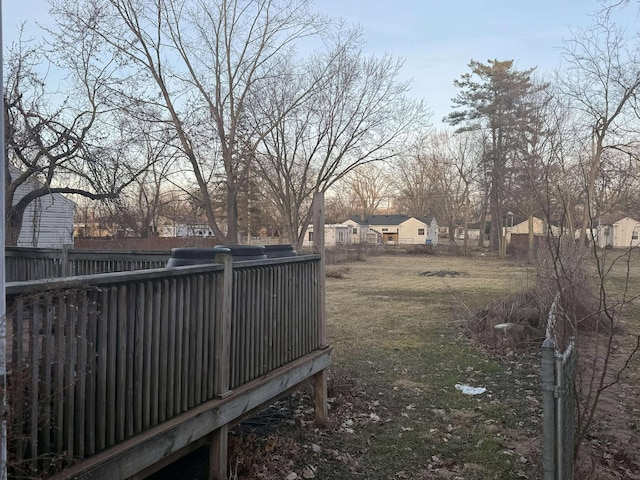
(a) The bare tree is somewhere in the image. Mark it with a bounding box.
[4,34,143,245]
[254,25,430,247]
[344,164,394,217]
[557,15,640,244]
[103,123,183,237]
[52,0,330,244]
[393,139,443,219]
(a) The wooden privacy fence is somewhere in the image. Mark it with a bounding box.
[5,247,169,282]
[5,253,324,479]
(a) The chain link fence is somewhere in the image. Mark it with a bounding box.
[542,294,576,480]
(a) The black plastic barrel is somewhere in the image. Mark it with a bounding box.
[216,244,267,261]
[166,247,230,267]
[264,244,298,258]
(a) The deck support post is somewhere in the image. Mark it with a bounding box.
[208,425,228,480]
[313,369,328,427]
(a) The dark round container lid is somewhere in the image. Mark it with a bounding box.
[216,245,266,255]
[169,247,227,259]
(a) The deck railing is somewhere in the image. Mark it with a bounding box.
[5,247,169,282]
[5,254,322,477]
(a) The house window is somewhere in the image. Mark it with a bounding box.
[352,228,358,235]
[604,227,610,236]
[633,230,638,240]
[418,228,425,235]
[308,231,313,241]
[382,228,388,232]
[387,235,394,242]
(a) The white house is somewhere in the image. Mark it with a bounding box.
[302,224,351,247]
[12,171,75,248]
[343,215,438,246]
[589,213,640,249]
[504,216,561,243]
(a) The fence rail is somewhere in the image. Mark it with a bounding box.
[5,254,322,477]
[542,294,576,480]
[5,247,169,281]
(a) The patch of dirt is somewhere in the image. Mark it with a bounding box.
[419,270,467,277]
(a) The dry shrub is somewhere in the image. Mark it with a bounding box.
[326,266,351,279]
[461,290,544,353]
[461,240,601,354]
[534,240,605,351]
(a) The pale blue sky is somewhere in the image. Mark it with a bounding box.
[3,0,632,124]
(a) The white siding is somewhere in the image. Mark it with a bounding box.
[12,173,75,248]
[597,217,640,248]
[398,217,431,244]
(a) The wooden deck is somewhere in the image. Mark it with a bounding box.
[5,251,329,479]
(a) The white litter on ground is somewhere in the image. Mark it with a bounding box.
[455,384,487,395]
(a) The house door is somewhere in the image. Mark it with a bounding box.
[385,233,398,245]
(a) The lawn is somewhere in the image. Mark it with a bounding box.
[225,254,546,480]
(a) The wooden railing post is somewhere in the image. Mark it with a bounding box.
[312,192,328,427]
[61,244,71,277]
[210,252,232,480]
[312,192,327,348]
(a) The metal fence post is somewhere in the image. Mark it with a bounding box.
[555,353,564,480]
[542,337,556,480]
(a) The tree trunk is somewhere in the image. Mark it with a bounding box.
[463,199,470,256]
[528,214,535,264]
[6,206,25,246]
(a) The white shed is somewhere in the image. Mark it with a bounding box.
[12,176,75,248]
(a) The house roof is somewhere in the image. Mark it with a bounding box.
[347,214,435,226]
[592,213,640,227]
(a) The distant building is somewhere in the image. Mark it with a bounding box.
[589,213,640,248]
[12,169,75,247]
[302,224,351,247]
[342,215,438,245]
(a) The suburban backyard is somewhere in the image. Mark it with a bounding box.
[174,251,640,480]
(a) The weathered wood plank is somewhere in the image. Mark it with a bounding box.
[143,282,152,430]
[159,279,170,422]
[107,286,118,447]
[194,274,204,405]
[126,284,136,439]
[214,254,232,397]
[55,295,66,456]
[29,298,41,465]
[181,277,191,411]
[209,425,228,480]
[85,289,98,455]
[313,369,328,427]
[174,278,184,414]
[96,288,109,451]
[76,293,89,457]
[134,283,145,434]
[65,291,77,460]
[151,280,161,425]
[42,296,54,454]
[167,279,177,417]
[116,285,127,442]
[46,348,332,480]
[313,192,327,348]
